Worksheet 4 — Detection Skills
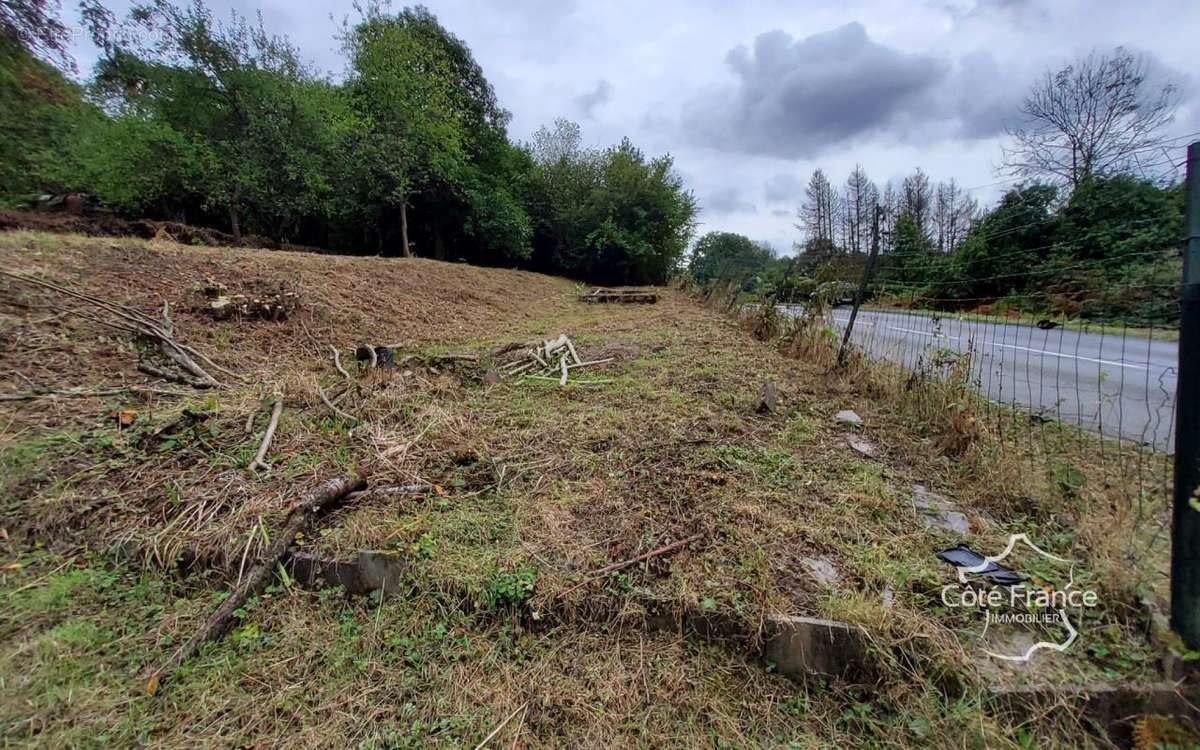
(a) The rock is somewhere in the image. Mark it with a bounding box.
[763,615,872,680]
[753,379,778,413]
[482,370,502,386]
[835,410,863,427]
[881,585,894,610]
[356,550,407,598]
[847,437,878,459]
[913,485,971,536]
[799,556,840,587]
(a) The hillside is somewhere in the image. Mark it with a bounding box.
[0,232,1184,748]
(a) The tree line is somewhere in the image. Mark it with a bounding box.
[688,48,1187,325]
[0,0,697,285]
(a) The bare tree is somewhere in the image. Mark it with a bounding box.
[798,168,839,253]
[900,168,932,240]
[843,164,877,255]
[933,179,978,253]
[1003,48,1179,187]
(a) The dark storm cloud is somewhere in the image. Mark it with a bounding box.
[684,23,948,158]
[702,186,756,214]
[575,79,613,120]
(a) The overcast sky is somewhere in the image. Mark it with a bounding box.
[68,0,1200,254]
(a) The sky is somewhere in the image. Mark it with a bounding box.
[66,0,1200,254]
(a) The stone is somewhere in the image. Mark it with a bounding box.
[835,410,863,427]
[763,615,871,680]
[482,370,502,386]
[847,437,878,459]
[799,556,841,587]
[356,550,408,598]
[913,485,971,536]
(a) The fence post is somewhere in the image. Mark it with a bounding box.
[838,205,883,367]
[1173,141,1200,648]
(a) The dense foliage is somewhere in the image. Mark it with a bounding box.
[0,0,696,284]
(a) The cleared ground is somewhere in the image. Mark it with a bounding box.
[0,232,1182,748]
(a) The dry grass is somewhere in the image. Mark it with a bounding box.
[0,232,1186,748]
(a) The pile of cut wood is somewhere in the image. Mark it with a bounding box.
[578,287,658,304]
[494,334,613,385]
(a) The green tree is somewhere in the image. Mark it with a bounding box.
[688,231,775,291]
[89,0,333,239]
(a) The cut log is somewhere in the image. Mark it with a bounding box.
[753,379,778,414]
[144,475,365,694]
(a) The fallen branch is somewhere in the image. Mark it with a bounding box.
[0,385,187,401]
[317,383,357,422]
[330,346,351,380]
[247,397,283,472]
[474,702,528,750]
[144,475,366,694]
[137,362,211,389]
[348,482,437,500]
[1,271,230,388]
[557,533,704,598]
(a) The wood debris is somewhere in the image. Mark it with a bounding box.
[578,287,658,304]
[144,475,366,693]
[496,334,611,386]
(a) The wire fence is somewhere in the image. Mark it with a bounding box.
[775,214,1182,570]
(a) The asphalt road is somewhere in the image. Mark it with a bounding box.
[781,306,1179,452]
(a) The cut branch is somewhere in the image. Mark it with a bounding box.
[557,533,704,598]
[144,475,366,693]
[247,397,283,472]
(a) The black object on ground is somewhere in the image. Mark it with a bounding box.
[936,544,1023,585]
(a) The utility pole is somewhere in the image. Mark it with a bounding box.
[838,204,883,367]
[1174,141,1200,648]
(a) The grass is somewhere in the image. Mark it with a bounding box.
[0,231,1189,747]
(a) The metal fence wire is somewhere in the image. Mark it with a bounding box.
[774,212,1183,571]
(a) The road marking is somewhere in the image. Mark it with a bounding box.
[833,318,873,327]
[992,342,1147,371]
[889,325,956,340]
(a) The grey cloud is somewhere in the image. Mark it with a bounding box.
[575,79,613,120]
[703,186,756,214]
[684,23,948,158]
[770,208,792,218]
[764,173,804,203]
[948,52,1021,138]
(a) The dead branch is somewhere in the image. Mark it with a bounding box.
[474,702,528,750]
[317,382,357,422]
[144,475,366,694]
[0,385,188,401]
[558,533,704,598]
[247,397,283,472]
[559,354,568,386]
[137,362,211,389]
[330,346,351,380]
[348,482,436,500]
[1,271,229,388]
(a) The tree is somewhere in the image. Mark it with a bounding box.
[933,179,977,254]
[91,0,331,241]
[342,4,469,256]
[1003,48,1180,188]
[799,168,838,251]
[844,165,877,255]
[1,0,71,68]
[900,168,932,240]
[952,183,1058,298]
[688,231,775,291]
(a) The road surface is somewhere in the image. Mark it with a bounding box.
[781,306,1179,452]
